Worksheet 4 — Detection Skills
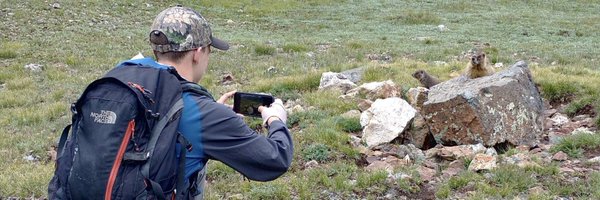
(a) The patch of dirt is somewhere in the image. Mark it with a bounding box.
[397,183,437,200]
[573,104,596,117]
[584,147,600,158]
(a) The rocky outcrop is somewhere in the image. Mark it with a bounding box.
[318,72,357,93]
[360,97,417,148]
[340,67,364,84]
[343,80,400,101]
[422,61,544,147]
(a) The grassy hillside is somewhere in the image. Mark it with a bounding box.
[1,0,600,198]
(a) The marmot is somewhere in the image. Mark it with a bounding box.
[465,52,494,79]
[412,70,440,89]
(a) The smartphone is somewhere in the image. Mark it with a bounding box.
[233,92,275,117]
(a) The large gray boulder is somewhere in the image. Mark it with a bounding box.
[422,61,544,147]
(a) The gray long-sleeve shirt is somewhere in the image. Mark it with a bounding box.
[178,90,294,182]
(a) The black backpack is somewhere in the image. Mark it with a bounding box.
[48,58,212,200]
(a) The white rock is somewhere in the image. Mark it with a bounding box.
[24,63,43,72]
[470,143,487,154]
[227,19,234,24]
[571,127,594,135]
[437,24,447,31]
[485,148,498,156]
[588,156,600,163]
[318,72,357,93]
[494,63,504,68]
[360,97,417,148]
[550,113,569,127]
[433,61,447,66]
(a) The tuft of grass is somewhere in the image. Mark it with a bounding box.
[251,72,321,100]
[356,170,388,192]
[287,109,329,129]
[282,43,309,53]
[550,132,600,158]
[563,96,596,117]
[388,10,441,25]
[248,182,290,200]
[302,143,330,162]
[304,90,356,115]
[435,185,451,199]
[347,42,363,50]
[254,44,276,56]
[448,171,482,190]
[0,50,17,59]
[538,80,579,104]
[334,116,362,133]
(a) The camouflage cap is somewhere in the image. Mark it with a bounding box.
[149,6,229,52]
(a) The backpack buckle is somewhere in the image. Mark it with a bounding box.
[70,103,77,114]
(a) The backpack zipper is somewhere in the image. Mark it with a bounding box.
[105,120,135,200]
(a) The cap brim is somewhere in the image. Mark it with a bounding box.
[210,36,229,51]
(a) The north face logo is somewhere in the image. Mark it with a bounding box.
[90,110,117,124]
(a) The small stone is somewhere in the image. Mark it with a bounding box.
[341,110,361,118]
[433,61,447,66]
[571,127,594,135]
[227,19,234,24]
[24,63,43,72]
[417,166,437,182]
[221,73,235,85]
[485,148,497,156]
[437,24,447,31]
[357,99,372,111]
[528,186,546,195]
[493,63,504,68]
[552,151,568,161]
[529,148,542,154]
[304,160,319,169]
[366,160,393,173]
[267,66,277,73]
[51,3,61,9]
[550,113,569,127]
[516,145,530,152]
[544,109,558,118]
[23,155,38,162]
[559,167,574,173]
[588,156,600,163]
[290,105,305,114]
[468,154,497,171]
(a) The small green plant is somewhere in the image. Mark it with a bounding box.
[347,42,363,49]
[435,185,451,199]
[248,182,290,200]
[487,165,535,197]
[448,171,481,190]
[254,44,276,56]
[302,143,330,162]
[0,50,17,59]
[563,96,595,117]
[282,43,309,53]
[538,80,579,104]
[356,170,388,192]
[388,10,441,25]
[334,117,362,133]
[550,132,600,158]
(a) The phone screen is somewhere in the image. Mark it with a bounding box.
[233,92,275,117]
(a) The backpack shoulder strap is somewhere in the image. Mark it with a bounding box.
[181,82,215,101]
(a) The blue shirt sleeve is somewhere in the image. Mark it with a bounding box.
[185,93,294,181]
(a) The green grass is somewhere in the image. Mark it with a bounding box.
[550,132,600,158]
[2,0,600,198]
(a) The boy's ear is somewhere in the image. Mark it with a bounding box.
[192,47,203,62]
